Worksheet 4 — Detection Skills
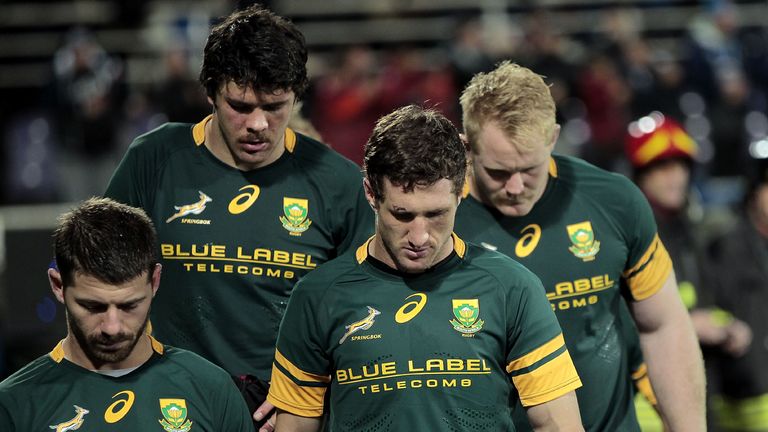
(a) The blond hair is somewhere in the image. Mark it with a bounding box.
[460,61,556,153]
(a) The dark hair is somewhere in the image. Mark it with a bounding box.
[199,4,309,100]
[364,105,467,201]
[53,197,158,287]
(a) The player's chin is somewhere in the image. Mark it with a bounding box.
[396,257,432,273]
[496,201,532,217]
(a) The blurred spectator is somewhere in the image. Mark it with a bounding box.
[50,28,124,201]
[377,46,457,122]
[312,45,457,165]
[707,163,768,432]
[645,48,689,122]
[626,112,753,431]
[683,0,745,104]
[288,102,323,142]
[708,70,760,178]
[445,17,495,94]
[2,114,58,203]
[577,52,632,172]
[152,47,210,123]
[521,10,582,124]
[311,46,384,165]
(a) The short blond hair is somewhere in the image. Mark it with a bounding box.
[460,61,556,153]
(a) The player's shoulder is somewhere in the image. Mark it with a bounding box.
[291,131,363,181]
[293,250,365,294]
[553,154,642,202]
[462,241,543,289]
[0,354,55,394]
[159,345,232,383]
[128,122,196,154]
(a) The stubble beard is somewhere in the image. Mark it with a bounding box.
[68,311,150,367]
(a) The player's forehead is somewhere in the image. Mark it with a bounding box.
[218,81,294,104]
[475,123,549,170]
[380,178,457,211]
[68,271,150,301]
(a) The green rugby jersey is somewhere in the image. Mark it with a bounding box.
[454,154,672,432]
[105,116,374,380]
[267,235,581,432]
[0,337,253,431]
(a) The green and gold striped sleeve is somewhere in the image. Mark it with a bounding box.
[624,234,673,301]
[267,349,330,418]
[507,334,582,406]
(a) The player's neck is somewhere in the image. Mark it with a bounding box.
[204,115,236,168]
[467,177,490,207]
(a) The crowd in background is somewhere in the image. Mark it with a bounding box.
[0,1,768,209]
[2,0,768,209]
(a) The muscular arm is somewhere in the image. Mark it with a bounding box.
[630,271,706,431]
[274,410,321,432]
[525,391,584,431]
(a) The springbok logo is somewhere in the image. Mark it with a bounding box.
[50,405,89,431]
[166,191,212,223]
[339,306,380,344]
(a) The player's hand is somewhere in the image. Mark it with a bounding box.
[722,319,752,358]
[254,400,276,432]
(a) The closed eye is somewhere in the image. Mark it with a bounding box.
[77,301,107,313]
[393,212,415,222]
[262,102,288,112]
[228,101,253,114]
[485,168,510,180]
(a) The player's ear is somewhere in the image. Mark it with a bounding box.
[546,125,561,152]
[363,178,379,211]
[150,264,162,298]
[48,268,65,304]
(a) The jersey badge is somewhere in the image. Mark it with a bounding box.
[50,405,89,432]
[280,197,312,235]
[166,191,212,223]
[158,398,193,432]
[339,306,380,344]
[566,221,600,262]
[450,299,484,336]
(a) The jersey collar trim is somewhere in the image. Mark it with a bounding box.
[193,115,213,146]
[49,339,66,363]
[149,335,164,355]
[48,335,165,364]
[285,128,297,153]
[355,236,375,263]
[548,156,558,178]
[355,233,466,264]
[452,233,467,258]
[192,116,296,154]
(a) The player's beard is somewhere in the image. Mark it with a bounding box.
[68,310,150,367]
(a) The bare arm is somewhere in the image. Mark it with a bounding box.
[274,409,321,432]
[630,271,706,431]
[526,391,584,432]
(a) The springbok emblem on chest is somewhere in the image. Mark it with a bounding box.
[339,306,381,344]
[166,191,213,223]
[50,405,89,431]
